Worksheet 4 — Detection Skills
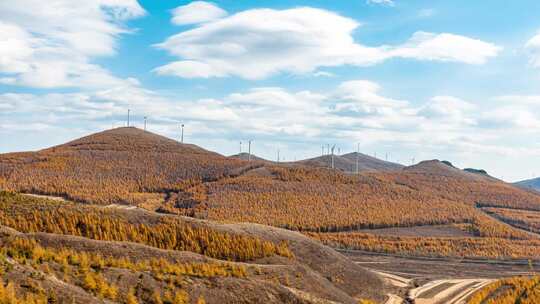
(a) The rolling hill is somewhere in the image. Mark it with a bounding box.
[0,127,252,205]
[0,190,387,303]
[515,177,540,192]
[298,152,403,173]
[0,129,390,303]
[3,128,540,302]
[229,152,271,162]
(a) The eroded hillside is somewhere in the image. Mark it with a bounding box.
[0,192,387,303]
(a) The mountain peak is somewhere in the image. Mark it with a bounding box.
[229,152,270,162]
[515,177,540,192]
[44,127,212,155]
[299,152,403,172]
[406,160,497,181]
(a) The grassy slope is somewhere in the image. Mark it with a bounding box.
[0,192,387,303]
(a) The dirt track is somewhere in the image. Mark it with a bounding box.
[347,250,535,304]
[376,269,494,304]
[408,278,494,304]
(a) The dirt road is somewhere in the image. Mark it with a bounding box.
[408,278,494,304]
[371,268,494,304]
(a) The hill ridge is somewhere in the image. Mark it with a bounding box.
[44,127,217,155]
[515,177,540,192]
[299,152,403,173]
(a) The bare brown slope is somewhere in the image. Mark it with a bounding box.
[112,208,389,302]
[0,192,388,303]
[0,227,363,304]
[1,226,335,304]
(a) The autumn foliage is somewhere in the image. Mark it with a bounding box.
[0,127,250,205]
[0,237,230,303]
[308,231,540,259]
[3,128,540,261]
[0,192,292,261]
[467,276,540,304]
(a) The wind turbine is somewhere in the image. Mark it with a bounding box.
[331,144,336,170]
[248,140,252,162]
[180,123,185,143]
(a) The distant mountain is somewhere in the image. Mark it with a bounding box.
[515,177,540,192]
[298,153,403,173]
[405,160,498,181]
[463,168,489,176]
[229,152,271,162]
[341,152,404,171]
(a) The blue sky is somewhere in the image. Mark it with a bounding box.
[1,0,540,181]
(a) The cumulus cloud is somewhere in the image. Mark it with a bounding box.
[479,95,540,129]
[419,96,476,127]
[0,79,487,144]
[171,1,227,25]
[0,0,145,88]
[389,32,501,64]
[3,78,540,177]
[337,80,409,108]
[154,6,500,79]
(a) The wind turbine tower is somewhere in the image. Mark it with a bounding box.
[180,123,185,143]
[331,145,336,170]
[248,140,252,162]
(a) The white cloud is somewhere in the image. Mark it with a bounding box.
[155,6,500,79]
[171,1,227,25]
[389,32,501,64]
[0,0,145,88]
[480,95,540,129]
[367,0,395,6]
[153,60,228,78]
[526,32,540,67]
[3,79,540,181]
[419,96,476,126]
[494,95,540,105]
[312,71,335,77]
[481,106,540,129]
